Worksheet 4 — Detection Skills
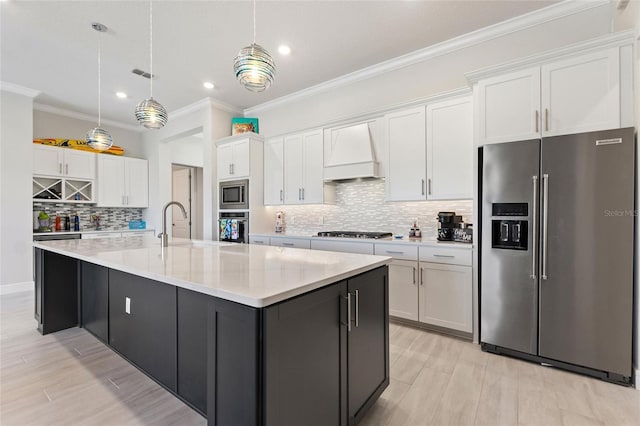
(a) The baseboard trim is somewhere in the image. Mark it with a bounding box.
[0,281,34,295]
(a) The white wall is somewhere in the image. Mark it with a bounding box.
[0,90,34,291]
[250,5,617,137]
[33,110,144,158]
[142,100,236,240]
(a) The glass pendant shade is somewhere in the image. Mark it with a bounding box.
[234,43,275,92]
[86,127,113,151]
[135,97,168,129]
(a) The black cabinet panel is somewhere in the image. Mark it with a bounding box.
[81,262,109,343]
[207,299,261,426]
[177,287,209,415]
[109,270,177,391]
[348,266,389,424]
[34,249,79,335]
[263,282,348,426]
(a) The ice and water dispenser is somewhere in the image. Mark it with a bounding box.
[491,203,528,250]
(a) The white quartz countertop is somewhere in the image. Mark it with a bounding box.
[252,233,474,249]
[33,228,154,236]
[33,237,391,308]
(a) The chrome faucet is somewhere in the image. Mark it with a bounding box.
[159,201,188,247]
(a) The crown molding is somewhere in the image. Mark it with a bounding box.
[265,87,471,139]
[33,103,142,132]
[0,82,41,98]
[243,0,609,116]
[465,29,636,83]
[170,97,242,121]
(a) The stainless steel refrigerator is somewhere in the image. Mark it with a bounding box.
[480,127,634,385]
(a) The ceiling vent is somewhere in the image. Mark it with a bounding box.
[132,68,154,79]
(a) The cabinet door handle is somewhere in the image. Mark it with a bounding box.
[280,189,283,202]
[354,289,360,328]
[545,108,549,131]
[228,164,232,175]
[298,188,301,200]
[59,163,62,174]
[428,178,432,195]
[433,254,455,258]
[65,164,69,175]
[345,292,352,332]
[535,110,539,133]
[412,267,416,285]
[420,267,424,286]
[421,179,425,196]
[302,188,305,200]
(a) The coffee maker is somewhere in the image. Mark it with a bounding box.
[437,211,462,241]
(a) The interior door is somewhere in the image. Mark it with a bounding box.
[172,167,191,239]
[539,128,634,378]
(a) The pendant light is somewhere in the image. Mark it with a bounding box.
[135,0,168,129]
[86,22,113,151]
[233,0,275,92]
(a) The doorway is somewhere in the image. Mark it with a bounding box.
[171,164,203,240]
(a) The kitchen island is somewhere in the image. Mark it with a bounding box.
[33,237,391,426]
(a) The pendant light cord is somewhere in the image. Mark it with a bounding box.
[98,31,102,127]
[253,0,256,44]
[149,0,153,98]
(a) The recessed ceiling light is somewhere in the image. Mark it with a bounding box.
[278,45,291,56]
[116,92,128,99]
[203,82,215,90]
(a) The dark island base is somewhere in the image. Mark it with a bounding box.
[34,248,389,425]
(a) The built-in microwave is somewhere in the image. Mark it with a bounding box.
[219,179,249,210]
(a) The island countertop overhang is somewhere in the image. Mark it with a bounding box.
[33,237,391,308]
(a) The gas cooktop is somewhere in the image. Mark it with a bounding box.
[315,231,393,239]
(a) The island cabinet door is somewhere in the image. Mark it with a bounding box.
[80,262,108,343]
[263,282,348,426]
[207,298,261,426]
[347,266,389,424]
[34,249,79,335]
[108,270,177,392]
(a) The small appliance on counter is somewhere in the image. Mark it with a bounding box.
[275,211,284,233]
[437,211,462,241]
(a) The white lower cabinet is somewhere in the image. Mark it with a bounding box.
[269,237,311,249]
[418,262,472,333]
[249,235,270,245]
[388,259,419,321]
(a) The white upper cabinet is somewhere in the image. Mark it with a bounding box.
[477,67,541,145]
[217,139,250,180]
[426,96,473,200]
[385,106,426,201]
[283,129,324,205]
[264,137,284,205]
[541,48,620,137]
[475,40,631,145]
[33,145,96,180]
[97,156,148,208]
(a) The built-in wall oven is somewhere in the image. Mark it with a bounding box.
[219,179,249,210]
[218,212,248,243]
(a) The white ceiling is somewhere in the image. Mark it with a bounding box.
[1,0,561,128]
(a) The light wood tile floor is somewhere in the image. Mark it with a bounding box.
[1,291,638,426]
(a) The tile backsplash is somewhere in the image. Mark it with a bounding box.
[33,203,143,231]
[265,179,473,238]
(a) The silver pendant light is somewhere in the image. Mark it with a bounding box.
[135,0,168,129]
[87,22,113,151]
[234,0,275,92]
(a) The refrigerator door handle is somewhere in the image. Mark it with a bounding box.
[541,173,549,280]
[531,175,538,279]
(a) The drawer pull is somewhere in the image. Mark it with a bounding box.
[433,254,455,258]
[282,242,294,247]
[385,250,404,255]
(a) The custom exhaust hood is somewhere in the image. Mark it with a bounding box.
[324,123,380,181]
